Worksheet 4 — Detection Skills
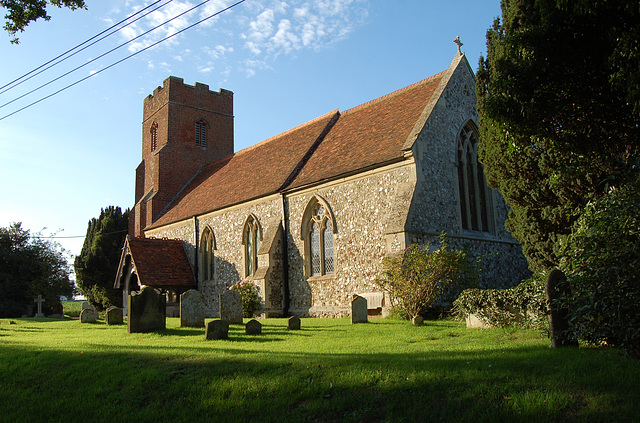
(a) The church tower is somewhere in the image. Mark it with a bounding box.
[132,76,234,237]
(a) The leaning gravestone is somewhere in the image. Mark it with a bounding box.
[287,316,301,330]
[351,295,368,324]
[128,286,166,333]
[106,306,124,325]
[219,290,243,324]
[245,319,262,335]
[180,289,205,328]
[545,269,578,348]
[205,319,229,340]
[80,305,99,323]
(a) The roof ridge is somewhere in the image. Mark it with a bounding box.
[234,108,340,157]
[342,71,446,115]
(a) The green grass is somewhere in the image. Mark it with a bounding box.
[61,300,83,318]
[1,317,638,423]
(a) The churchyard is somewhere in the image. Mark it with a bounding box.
[1,312,639,422]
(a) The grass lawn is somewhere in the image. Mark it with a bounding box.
[1,316,638,423]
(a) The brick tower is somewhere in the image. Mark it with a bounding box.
[132,76,234,236]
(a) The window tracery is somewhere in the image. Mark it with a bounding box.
[243,215,261,277]
[200,226,215,281]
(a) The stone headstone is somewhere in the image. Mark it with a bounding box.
[287,316,301,330]
[205,319,229,340]
[80,305,99,323]
[106,306,124,325]
[351,295,368,324]
[412,315,424,326]
[81,302,92,310]
[245,319,262,335]
[180,289,205,328]
[219,290,243,324]
[128,286,166,333]
[545,269,578,348]
[34,295,45,317]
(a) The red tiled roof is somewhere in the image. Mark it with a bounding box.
[149,110,339,229]
[126,237,196,288]
[147,69,446,228]
[287,73,445,189]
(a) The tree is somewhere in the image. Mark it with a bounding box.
[74,206,129,310]
[476,0,640,273]
[0,222,74,317]
[1,0,86,44]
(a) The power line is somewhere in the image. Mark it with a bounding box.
[32,229,129,239]
[1,0,219,112]
[0,0,171,95]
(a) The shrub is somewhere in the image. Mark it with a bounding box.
[375,236,479,319]
[453,276,547,329]
[558,176,640,357]
[231,280,261,318]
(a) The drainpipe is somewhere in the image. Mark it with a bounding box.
[281,193,290,316]
[193,216,199,285]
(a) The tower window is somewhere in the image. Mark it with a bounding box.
[195,121,207,148]
[150,122,158,151]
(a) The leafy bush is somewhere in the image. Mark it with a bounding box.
[375,237,479,319]
[453,276,547,329]
[558,176,640,357]
[231,280,261,318]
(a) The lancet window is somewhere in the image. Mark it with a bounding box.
[200,226,215,281]
[243,215,261,277]
[303,198,335,277]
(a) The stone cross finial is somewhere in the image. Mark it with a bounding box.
[454,36,463,55]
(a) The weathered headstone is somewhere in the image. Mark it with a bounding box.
[80,305,99,323]
[219,290,243,324]
[205,319,229,340]
[180,289,205,328]
[245,319,262,335]
[287,316,301,330]
[106,306,124,325]
[34,295,45,317]
[351,295,368,324]
[128,286,166,333]
[545,269,578,348]
[412,315,424,326]
[81,302,92,310]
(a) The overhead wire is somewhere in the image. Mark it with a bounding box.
[0,0,216,111]
[0,0,171,94]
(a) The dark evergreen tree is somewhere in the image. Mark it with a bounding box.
[74,206,129,309]
[476,0,640,273]
[0,223,74,317]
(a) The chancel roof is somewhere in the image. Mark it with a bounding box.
[148,66,449,230]
[116,236,196,289]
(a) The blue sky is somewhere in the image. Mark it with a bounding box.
[0,0,501,274]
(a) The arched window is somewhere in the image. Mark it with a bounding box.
[195,120,207,148]
[243,215,261,277]
[200,226,215,281]
[302,197,335,276]
[150,122,158,151]
[457,122,493,233]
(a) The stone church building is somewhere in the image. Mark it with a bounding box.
[115,52,529,318]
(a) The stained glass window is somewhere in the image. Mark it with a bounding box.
[458,122,492,232]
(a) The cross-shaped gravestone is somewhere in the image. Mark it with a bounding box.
[34,295,45,317]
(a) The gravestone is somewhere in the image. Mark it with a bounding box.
[205,319,229,340]
[287,316,301,330]
[245,319,262,335]
[128,286,166,333]
[412,315,424,326]
[81,302,92,310]
[106,306,124,325]
[351,295,368,324]
[545,269,578,348]
[180,289,205,328]
[33,295,45,317]
[219,290,243,324]
[80,305,99,323]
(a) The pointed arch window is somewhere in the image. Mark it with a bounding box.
[150,122,158,152]
[195,120,207,148]
[457,122,493,233]
[200,226,215,281]
[243,215,261,277]
[303,198,335,277]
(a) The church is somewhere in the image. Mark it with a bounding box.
[114,51,529,318]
